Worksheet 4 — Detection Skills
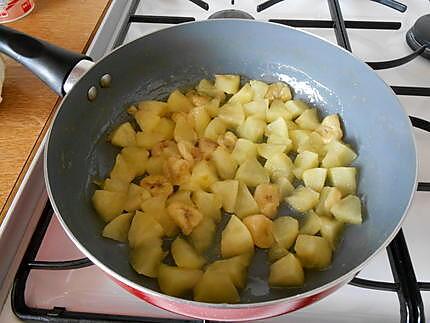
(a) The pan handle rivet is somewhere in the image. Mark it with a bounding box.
[87,86,97,101]
[100,74,112,88]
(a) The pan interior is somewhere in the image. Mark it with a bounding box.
[46,20,416,304]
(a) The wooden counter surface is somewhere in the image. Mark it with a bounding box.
[0,0,111,222]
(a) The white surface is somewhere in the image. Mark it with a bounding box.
[1,0,430,322]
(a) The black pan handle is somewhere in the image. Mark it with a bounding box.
[0,25,92,96]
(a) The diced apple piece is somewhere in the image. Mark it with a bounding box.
[268,243,289,263]
[204,97,222,118]
[110,155,136,183]
[243,214,274,248]
[285,186,320,212]
[218,102,245,128]
[315,114,343,144]
[167,89,194,113]
[157,118,175,141]
[243,99,268,119]
[110,122,136,147]
[257,143,287,160]
[221,215,254,258]
[237,116,266,142]
[103,178,129,192]
[264,153,294,182]
[295,234,332,269]
[128,211,164,248]
[266,117,289,137]
[303,168,327,192]
[266,100,292,122]
[212,146,238,179]
[210,179,239,213]
[167,190,193,206]
[190,160,219,191]
[328,167,357,196]
[315,186,342,217]
[171,237,206,269]
[214,74,240,94]
[295,108,320,130]
[152,139,179,159]
[189,106,211,137]
[135,110,161,134]
[297,132,325,159]
[194,270,240,303]
[189,215,216,253]
[137,100,168,116]
[290,129,311,151]
[231,138,258,164]
[293,150,319,179]
[135,131,164,149]
[253,184,280,218]
[92,190,126,222]
[272,216,299,249]
[141,195,166,213]
[121,146,149,176]
[186,90,211,107]
[285,100,309,119]
[269,253,304,287]
[124,183,151,212]
[236,158,270,187]
[250,80,269,99]
[192,190,222,223]
[129,238,165,278]
[155,209,179,238]
[102,212,133,242]
[235,182,260,219]
[229,83,254,104]
[145,156,165,175]
[197,80,226,102]
[266,134,293,150]
[265,82,292,102]
[321,140,357,168]
[274,176,295,198]
[166,202,203,235]
[330,195,362,224]
[158,264,203,297]
[174,114,197,143]
[320,216,344,249]
[299,210,321,235]
[206,258,248,289]
[204,117,227,141]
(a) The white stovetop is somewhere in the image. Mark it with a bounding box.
[1,0,430,322]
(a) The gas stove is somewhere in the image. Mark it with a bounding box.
[0,0,429,322]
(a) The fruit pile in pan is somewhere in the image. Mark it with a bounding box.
[92,75,362,303]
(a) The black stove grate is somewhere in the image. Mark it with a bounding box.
[11,0,430,322]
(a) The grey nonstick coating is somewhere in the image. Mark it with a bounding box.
[45,19,417,305]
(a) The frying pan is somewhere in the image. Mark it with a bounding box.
[0,20,417,321]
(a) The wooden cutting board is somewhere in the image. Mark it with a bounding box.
[0,0,111,223]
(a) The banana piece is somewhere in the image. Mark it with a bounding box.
[166,202,203,235]
[198,137,218,161]
[254,184,281,218]
[140,175,173,197]
[177,140,201,164]
[151,140,180,157]
[265,82,292,102]
[163,156,192,185]
[217,131,237,152]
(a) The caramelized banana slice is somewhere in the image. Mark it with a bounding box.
[163,156,192,185]
[140,175,173,197]
[166,202,203,235]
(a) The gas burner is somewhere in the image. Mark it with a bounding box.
[208,9,254,20]
[406,14,430,60]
